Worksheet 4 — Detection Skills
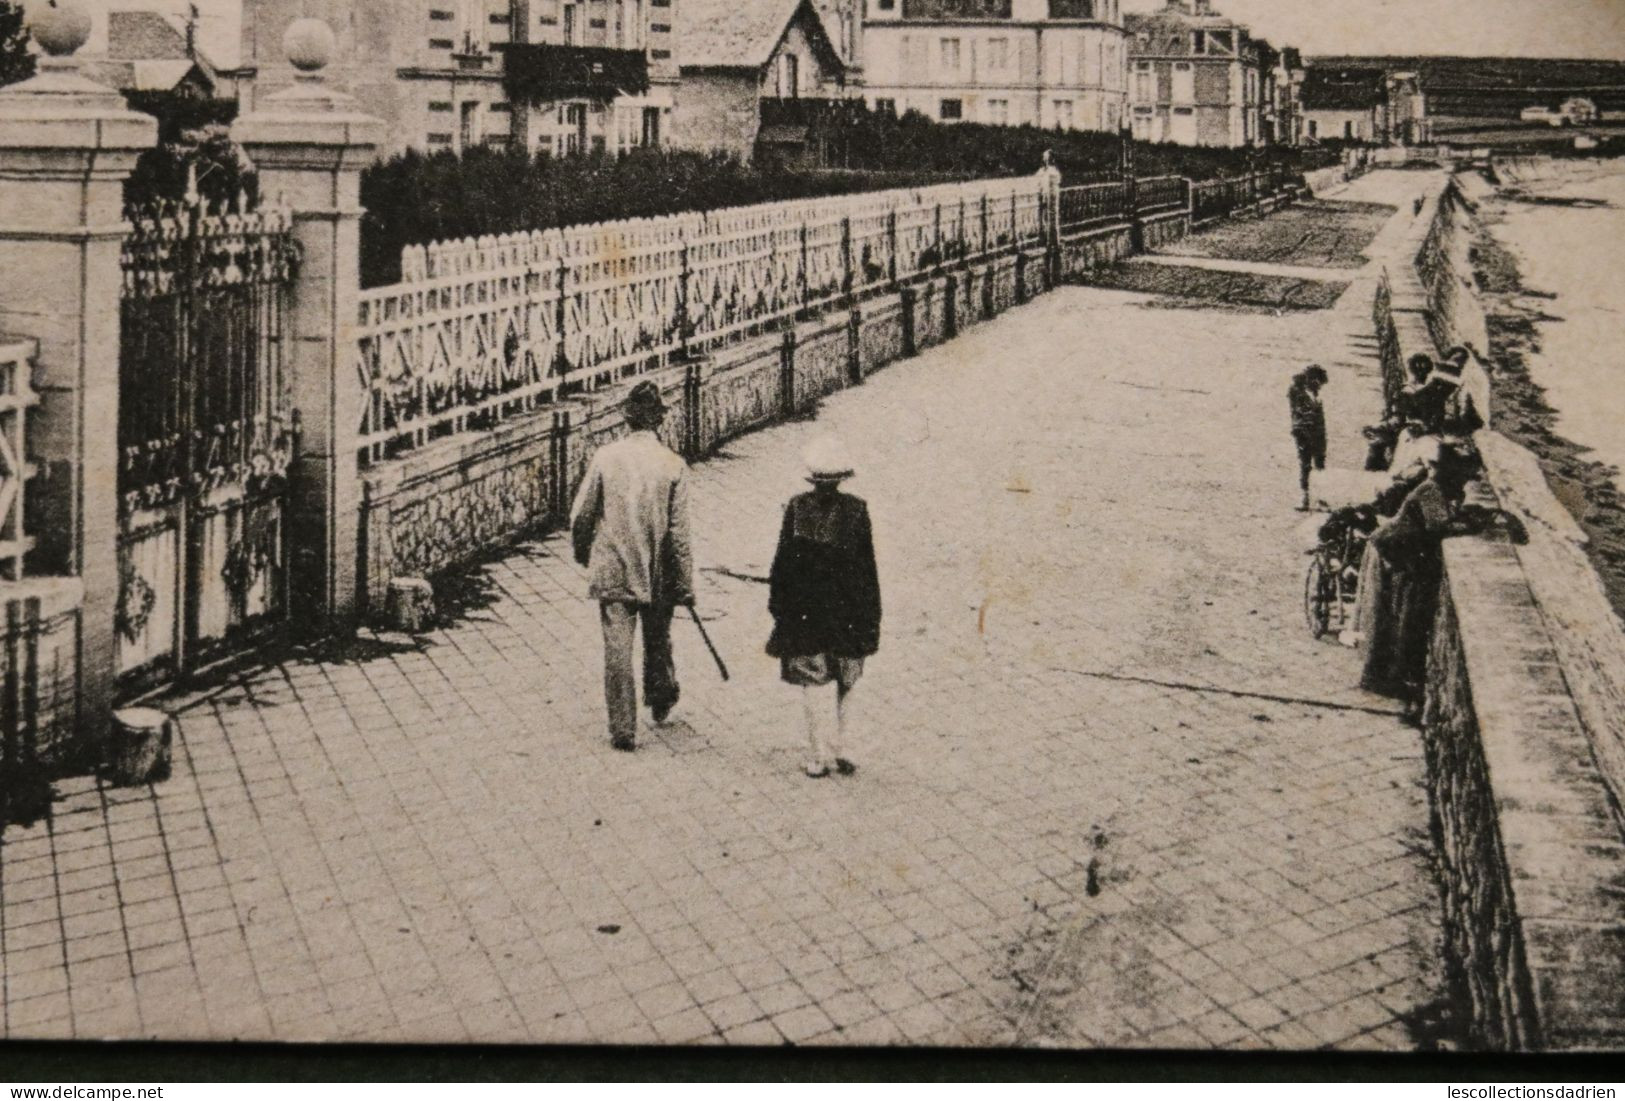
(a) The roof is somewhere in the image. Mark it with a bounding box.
[1125,9,1252,60]
[678,0,845,72]
[1302,67,1386,110]
[107,11,188,60]
[82,57,208,92]
[82,2,242,71]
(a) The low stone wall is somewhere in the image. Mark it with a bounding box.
[1057,223,1134,280]
[1377,174,1625,1050]
[1140,209,1192,250]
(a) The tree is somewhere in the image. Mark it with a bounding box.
[0,0,35,89]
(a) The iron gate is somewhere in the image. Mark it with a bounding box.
[116,197,301,694]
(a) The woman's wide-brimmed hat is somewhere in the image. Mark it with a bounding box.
[804,435,855,481]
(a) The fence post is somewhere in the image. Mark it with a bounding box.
[0,15,157,740]
[798,219,810,313]
[557,252,572,375]
[933,202,943,272]
[886,209,899,289]
[840,215,854,307]
[234,20,382,634]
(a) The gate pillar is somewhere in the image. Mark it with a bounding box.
[234,20,382,634]
[0,11,156,739]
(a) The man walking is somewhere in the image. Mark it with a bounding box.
[570,381,694,751]
[1288,365,1329,511]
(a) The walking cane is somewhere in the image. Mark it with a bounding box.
[686,606,731,682]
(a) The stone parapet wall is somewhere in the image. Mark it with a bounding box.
[1380,173,1625,1050]
[1140,209,1192,250]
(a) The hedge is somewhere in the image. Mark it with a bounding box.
[359,145,965,286]
[359,107,1324,288]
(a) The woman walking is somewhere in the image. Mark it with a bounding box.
[767,437,882,779]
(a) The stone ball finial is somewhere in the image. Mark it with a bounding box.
[25,0,93,58]
[283,17,336,73]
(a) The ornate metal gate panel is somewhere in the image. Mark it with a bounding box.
[117,198,300,694]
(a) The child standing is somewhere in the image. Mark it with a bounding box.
[767,437,882,779]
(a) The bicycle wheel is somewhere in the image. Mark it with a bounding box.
[1304,557,1332,638]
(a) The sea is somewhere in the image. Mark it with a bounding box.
[1487,161,1625,486]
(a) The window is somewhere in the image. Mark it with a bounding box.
[1307,119,1318,139]
[1344,120,1356,139]
[874,97,897,115]
[987,98,1009,125]
[878,0,895,8]
[987,37,1008,71]
[940,98,963,120]
[775,52,800,98]
[940,37,961,73]
[1053,99,1073,129]
[460,101,481,149]
[1134,69,1153,103]
[1192,30,1205,54]
[562,2,577,44]
[557,103,587,155]
[1172,61,1194,104]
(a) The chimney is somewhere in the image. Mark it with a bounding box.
[1193,0,1213,13]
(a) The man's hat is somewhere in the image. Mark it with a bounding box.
[1303,365,1329,385]
[624,380,667,419]
[804,435,855,482]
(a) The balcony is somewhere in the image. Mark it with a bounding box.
[502,43,650,105]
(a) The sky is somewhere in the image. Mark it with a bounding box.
[75,0,1625,69]
[1122,0,1625,60]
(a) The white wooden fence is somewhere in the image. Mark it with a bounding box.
[354,177,1048,464]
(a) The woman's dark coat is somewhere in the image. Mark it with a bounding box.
[1361,478,1451,699]
[767,490,881,660]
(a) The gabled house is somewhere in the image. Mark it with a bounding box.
[1301,66,1385,144]
[671,0,852,162]
[1125,0,1264,148]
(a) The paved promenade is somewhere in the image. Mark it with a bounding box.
[0,172,1450,1049]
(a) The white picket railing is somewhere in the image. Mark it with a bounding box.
[0,337,38,583]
